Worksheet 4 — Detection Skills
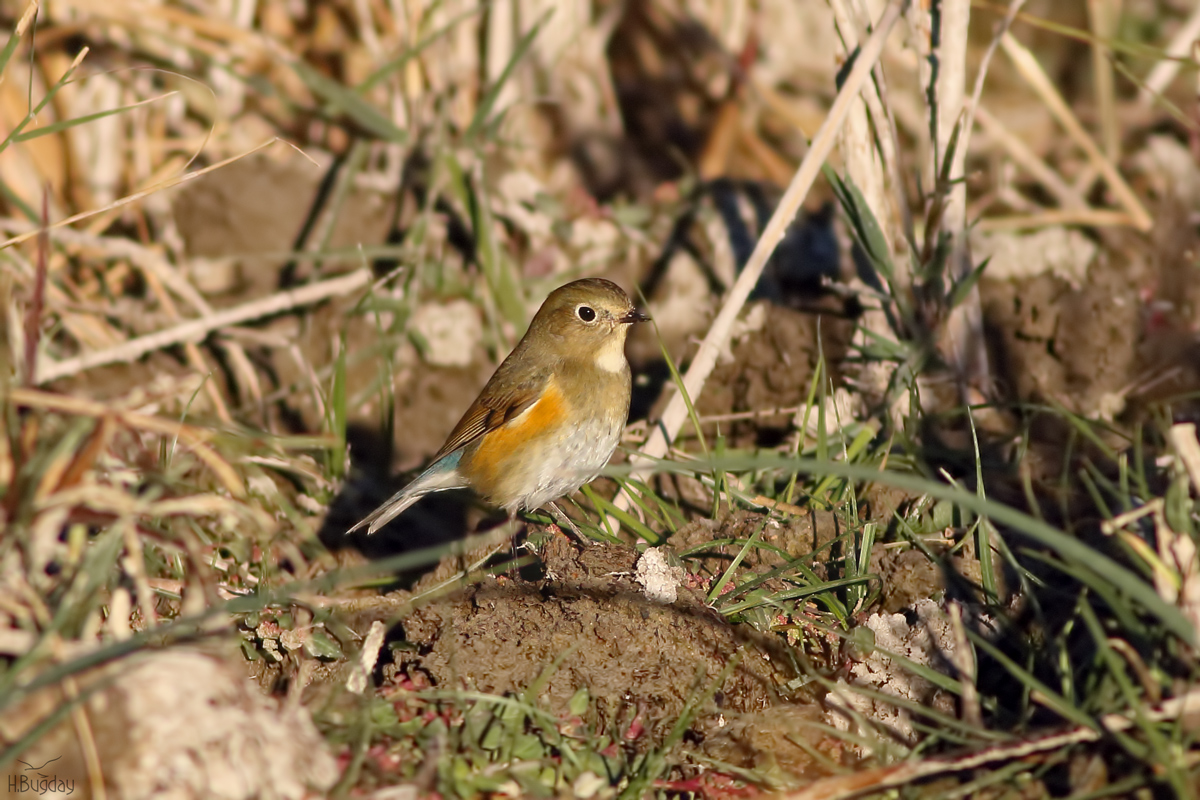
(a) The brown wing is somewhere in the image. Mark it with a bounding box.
[432,363,552,460]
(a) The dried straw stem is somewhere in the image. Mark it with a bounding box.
[1138,2,1200,106]
[907,0,989,391]
[8,386,243,495]
[786,688,1200,800]
[831,0,906,413]
[619,0,908,499]
[0,138,288,250]
[976,208,1137,231]
[36,269,370,385]
[974,103,1086,210]
[1087,0,1120,162]
[1000,31,1151,232]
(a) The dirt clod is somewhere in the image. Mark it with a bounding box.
[386,535,813,749]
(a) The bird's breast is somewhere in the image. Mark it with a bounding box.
[460,369,630,511]
[464,377,570,486]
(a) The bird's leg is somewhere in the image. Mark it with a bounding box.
[546,501,588,544]
[505,510,525,578]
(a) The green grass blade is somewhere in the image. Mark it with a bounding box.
[465,12,549,142]
[822,163,897,285]
[707,520,764,602]
[611,453,1195,645]
[0,3,36,85]
[288,58,407,143]
[587,484,664,544]
[967,630,1097,730]
[13,93,177,142]
[0,48,89,159]
[442,154,526,330]
[656,332,709,457]
[356,4,485,94]
[327,334,349,481]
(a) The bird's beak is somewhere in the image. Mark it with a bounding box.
[622,309,651,324]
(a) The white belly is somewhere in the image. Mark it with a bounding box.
[502,413,625,513]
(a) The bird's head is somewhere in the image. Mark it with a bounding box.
[526,278,650,369]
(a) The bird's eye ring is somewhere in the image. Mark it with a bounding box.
[576,304,597,322]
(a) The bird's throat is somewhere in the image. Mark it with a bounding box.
[593,330,629,373]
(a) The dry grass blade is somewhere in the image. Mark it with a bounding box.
[135,252,231,423]
[783,690,1200,800]
[1138,2,1200,105]
[1,223,266,401]
[35,269,370,384]
[1169,423,1200,494]
[974,208,1136,231]
[999,31,1151,231]
[0,138,288,250]
[21,191,47,385]
[54,414,115,493]
[962,0,1027,138]
[832,0,907,417]
[7,387,243,495]
[1086,0,1119,162]
[620,0,908,502]
[4,0,1196,794]
[922,0,990,390]
[974,103,1087,210]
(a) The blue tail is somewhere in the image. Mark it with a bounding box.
[346,449,468,535]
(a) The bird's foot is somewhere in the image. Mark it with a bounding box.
[546,502,590,545]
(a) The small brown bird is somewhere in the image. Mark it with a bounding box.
[349,278,649,535]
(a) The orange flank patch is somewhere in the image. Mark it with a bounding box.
[466,377,569,491]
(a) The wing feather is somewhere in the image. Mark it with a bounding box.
[433,362,552,459]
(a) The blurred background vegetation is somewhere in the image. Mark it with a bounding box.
[4,0,1200,797]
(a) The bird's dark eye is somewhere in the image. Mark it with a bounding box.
[576,305,596,322]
